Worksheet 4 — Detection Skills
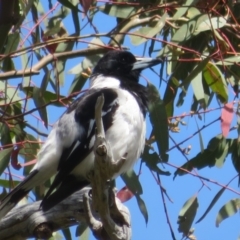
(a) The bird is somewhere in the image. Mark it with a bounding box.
[0,50,161,219]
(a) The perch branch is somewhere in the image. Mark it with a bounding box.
[0,185,131,240]
[0,188,90,240]
[83,95,131,240]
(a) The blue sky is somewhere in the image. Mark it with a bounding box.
[2,1,240,240]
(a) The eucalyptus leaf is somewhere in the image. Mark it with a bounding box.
[178,195,198,235]
[196,187,226,223]
[130,13,167,46]
[0,148,13,176]
[216,198,240,227]
[99,5,137,18]
[121,169,143,195]
[136,195,148,225]
[203,62,228,103]
[195,16,227,34]
[191,72,205,102]
[33,87,48,128]
[148,83,169,162]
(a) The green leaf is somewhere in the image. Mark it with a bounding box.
[41,70,51,92]
[54,60,65,86]
[0,25,12,53]
[0,179,20,188]
[207,135,228,166]
[215,137,228,168]
[20,50,31,87]
[171,14,208,43]
[33,87,48,128]
[196,187,226,223]
[71,8,80,35]
[148,83,169,162]
[216,198,240,227]
[2,58,15,71]
[0,148,13,176]
[203,62,228,103]
[4,32,20,54]
[62,228,72,240]
[191,72,205,103]
[44,19,63,36]
[142,147,171,176]
[49,231,63,240]
[57,0,80,12]
[47,7,71,33]
[56,40,74,53]
[195,16,227,34]
[23,87,72,107]
[186,7,201,19]
[136,195,148,225]
[178,195,198,235]
[75,223,89,238]
[68,73,88,94]
[163,77,178,117]
[231,140,240,184]
[175,135,231,177]
[0,81,21,104]
[68,54,102,75]
[68,38,104,93]
[173,0,198,19]
[2,32,20,71]
[20,134,40,176]
[99,5,137,18]
[121,170,143,195]
[216,55,240,65]
[180,57,210,87]
[0,123,12,146]
[174,149,216,178]
[130,13,167,46]
[194,118,204,153]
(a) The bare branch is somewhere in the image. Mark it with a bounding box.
[83,95,131,240]
[0,47,110,80]
[0,188,90,240]
[0,186,131,240]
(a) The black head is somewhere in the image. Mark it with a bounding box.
[92,50,161,83]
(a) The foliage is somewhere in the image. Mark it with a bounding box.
[0,0,240,239]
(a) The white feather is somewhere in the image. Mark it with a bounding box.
[90,75,120,89]
[71,87,146,178]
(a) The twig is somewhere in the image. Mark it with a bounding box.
[157,174,176,240]
[25,122,48,137]
[167,117,220,152]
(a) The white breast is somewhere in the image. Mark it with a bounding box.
[71,88,146,179]
[91,75,146,170]
[106,88,146,176]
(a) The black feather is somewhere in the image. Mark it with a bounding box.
[40,88,119,209]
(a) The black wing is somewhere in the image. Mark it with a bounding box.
[41,88,119,210]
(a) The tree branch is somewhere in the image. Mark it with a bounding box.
[83,95,131,240]
[0,185,131,240]
[0,47,110,80]
[0,188,89,240]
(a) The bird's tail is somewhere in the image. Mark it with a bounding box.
[0,169,39,220]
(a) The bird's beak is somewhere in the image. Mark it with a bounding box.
[132,57,162,70]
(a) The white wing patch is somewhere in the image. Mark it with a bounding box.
[31,109,83,180]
